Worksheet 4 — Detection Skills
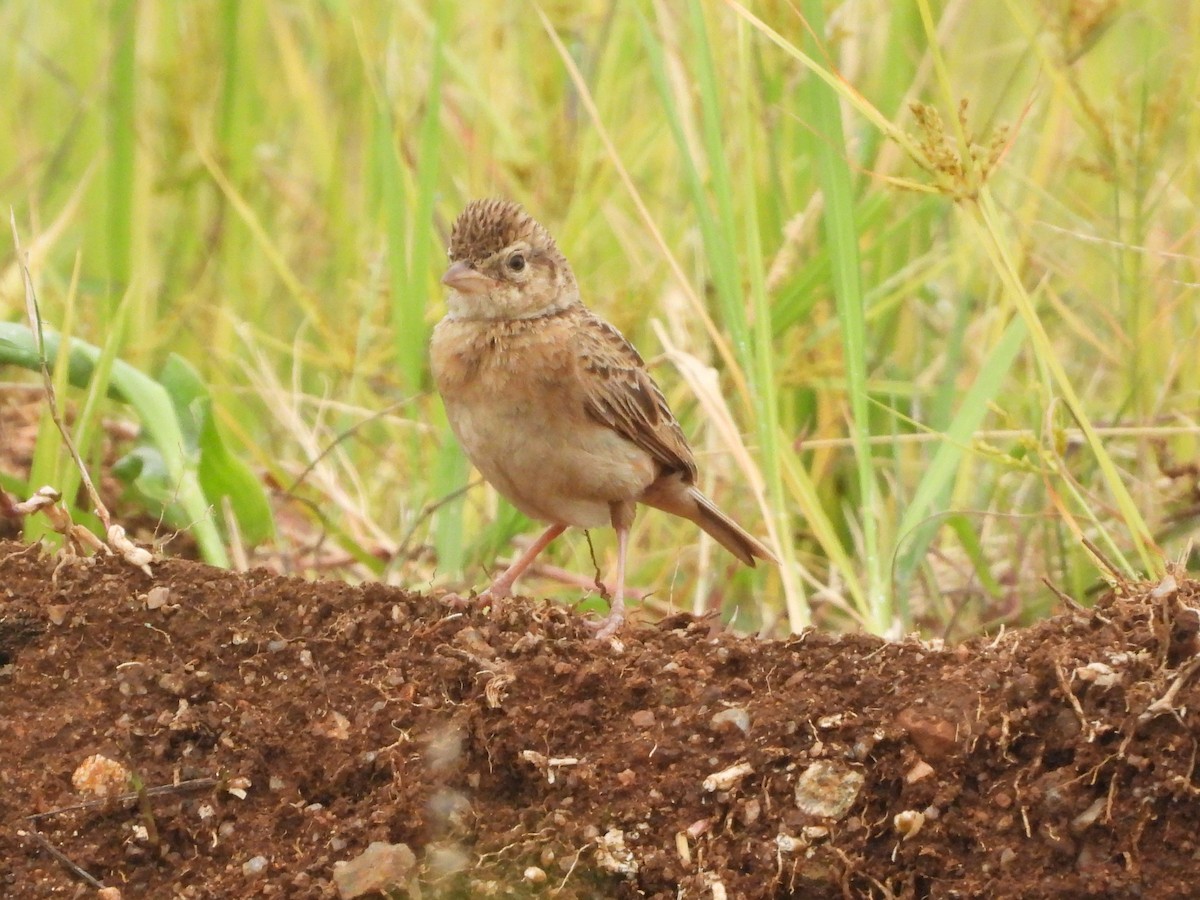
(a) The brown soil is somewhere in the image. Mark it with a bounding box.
[1,541,1199,899]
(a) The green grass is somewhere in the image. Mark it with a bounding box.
[2,1,1196,638]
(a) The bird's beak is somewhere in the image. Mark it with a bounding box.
[441,260,494,295]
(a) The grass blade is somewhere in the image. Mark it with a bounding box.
[799,0,888,634]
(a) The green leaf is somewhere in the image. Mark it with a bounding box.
[945,514,1004,598]
[156,354,275,545]
[894,316,1028,595]
[0,322,231,566]
[196,399,275,545]
[157,353,211,451]
[111,445,180,518]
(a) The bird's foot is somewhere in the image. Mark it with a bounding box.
[436,583,511,610]
[587,609,625,642]
[475,584,512,605]
[436,591,471,611]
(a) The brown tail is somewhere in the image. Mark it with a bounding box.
[642,479,778,567]
[689,488,778,566]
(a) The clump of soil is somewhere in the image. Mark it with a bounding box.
[1,540,1199,898]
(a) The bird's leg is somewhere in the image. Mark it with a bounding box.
[590,524,628,640]
[591,501,634,640]
[478,523,566,601]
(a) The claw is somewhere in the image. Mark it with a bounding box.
[437,591,471,611]
[587,609,625,642]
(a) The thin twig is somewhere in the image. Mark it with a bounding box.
[1041,576,1084,612]
[1054,662,1094,742]
[525,560,649,601]
[26,776,219,821]
[1140,656,1200,724]
[9,209,113,534]
[284,399,415,494]
[1081,536,1127,583]
[18,828,106,889]
[394,479,480,562]
[583,529,609,601]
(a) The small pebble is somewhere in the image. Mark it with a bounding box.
[905,760,934,784]
[794,761,864,820]
[144,586,170,609]
[894,809,925,839]
[333,842,415,898]
[630,709,656,729]
[740,798,761,826]
[710,707,750,735]
[242,855,268,877]
[72,755,130,798]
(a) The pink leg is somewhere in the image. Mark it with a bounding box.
[591,524,628,640]
[479,523,566,601]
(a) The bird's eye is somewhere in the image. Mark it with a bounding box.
[507,253,526,272]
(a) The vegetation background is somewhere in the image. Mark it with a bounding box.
[1,0,1196,640]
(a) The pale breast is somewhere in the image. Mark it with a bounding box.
[430,313,657,527]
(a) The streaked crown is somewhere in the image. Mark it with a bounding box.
[448,199,557,263]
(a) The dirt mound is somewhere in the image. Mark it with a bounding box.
[1,541,1198,897]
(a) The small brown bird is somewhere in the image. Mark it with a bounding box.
[430,199,776,638]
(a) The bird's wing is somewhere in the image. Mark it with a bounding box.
[573,310,698,481]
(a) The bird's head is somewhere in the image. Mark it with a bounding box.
[441,199,579,320]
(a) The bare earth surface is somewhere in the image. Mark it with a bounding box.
[2,540,1199,898]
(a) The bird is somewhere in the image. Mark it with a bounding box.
[430,199,777,639]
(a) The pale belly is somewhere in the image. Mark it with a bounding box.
[445,394,655,528]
